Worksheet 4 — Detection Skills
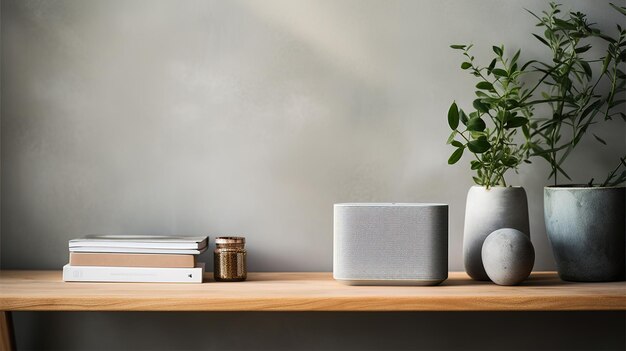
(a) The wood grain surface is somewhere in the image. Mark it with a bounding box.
[1,271,624,311]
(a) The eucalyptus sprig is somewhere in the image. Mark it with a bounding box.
[527,2,626,186]
[447,44,534,188]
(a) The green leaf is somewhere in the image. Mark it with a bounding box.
[470,161,482,170]
[479,97,497,104]
[575,45,592,54]
[532,33,550,47]
[521,59,537,71]
[497,110,507,123]
[467,117,486,132]
[451,140,464,148]
[450,44,466,50]
[606,170,626,187]
[511,49,521,66]
[553,18,576,30]
[487,59,497,74]
[460,110,469,125]
[522,124,530,138]
[473,99,489,113]
[470,131,487,139]
[503,156,518,167]
[506,99,519,108]
[467,138,491,153]
[548,162,572,182]
[580,61,592,78]
[593,133,607,145]
[580,99,602,119]
[446,131,457,144]
[461,62,472,69]
[448,102,459,130]
[493,150,504,162]
[448,147,465,164]
[505,117,528,129]
[609,3,626,16]
[491,68,508,77]
[598,33,617,44]
[602,55,612,74]
[492,46,503,56]
[476,81,494,91]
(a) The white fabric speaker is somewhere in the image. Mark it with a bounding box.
[333,203,448,285]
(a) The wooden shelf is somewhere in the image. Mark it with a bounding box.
[1,271,624,312]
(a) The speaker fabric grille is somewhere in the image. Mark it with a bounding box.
[333,204,448,282]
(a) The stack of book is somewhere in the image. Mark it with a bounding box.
[63,235,208,283]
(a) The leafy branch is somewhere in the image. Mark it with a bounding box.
[447,45,534,188]
[598,157,626,187]
[527,2,626,186]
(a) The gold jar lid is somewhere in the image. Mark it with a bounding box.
[215,236,245,245]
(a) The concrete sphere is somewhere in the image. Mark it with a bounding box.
[482,228,535,285]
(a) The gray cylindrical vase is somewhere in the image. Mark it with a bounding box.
[463,186,530,281]
[544,186,625,282]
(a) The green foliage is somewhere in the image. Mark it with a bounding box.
[526,2,626,186]
[446,45,533,188]
[446,2,626,187]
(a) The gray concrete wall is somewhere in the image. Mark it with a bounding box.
[2,0,625,349]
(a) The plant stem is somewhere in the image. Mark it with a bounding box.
[601,157,626,187]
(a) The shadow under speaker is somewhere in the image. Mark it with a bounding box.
[333,203,448,285]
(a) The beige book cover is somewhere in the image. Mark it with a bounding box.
[69,252,196,268]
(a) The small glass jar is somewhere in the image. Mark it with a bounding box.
[214,237,247,282]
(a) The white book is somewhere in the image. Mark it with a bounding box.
[63,263,205,283]
[69,246,208,255]
[69,235,208,250]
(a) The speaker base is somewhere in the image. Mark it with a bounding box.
[334,277,446,286]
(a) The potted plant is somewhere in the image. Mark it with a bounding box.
[447,44,536,281]
[527,3,626,281]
